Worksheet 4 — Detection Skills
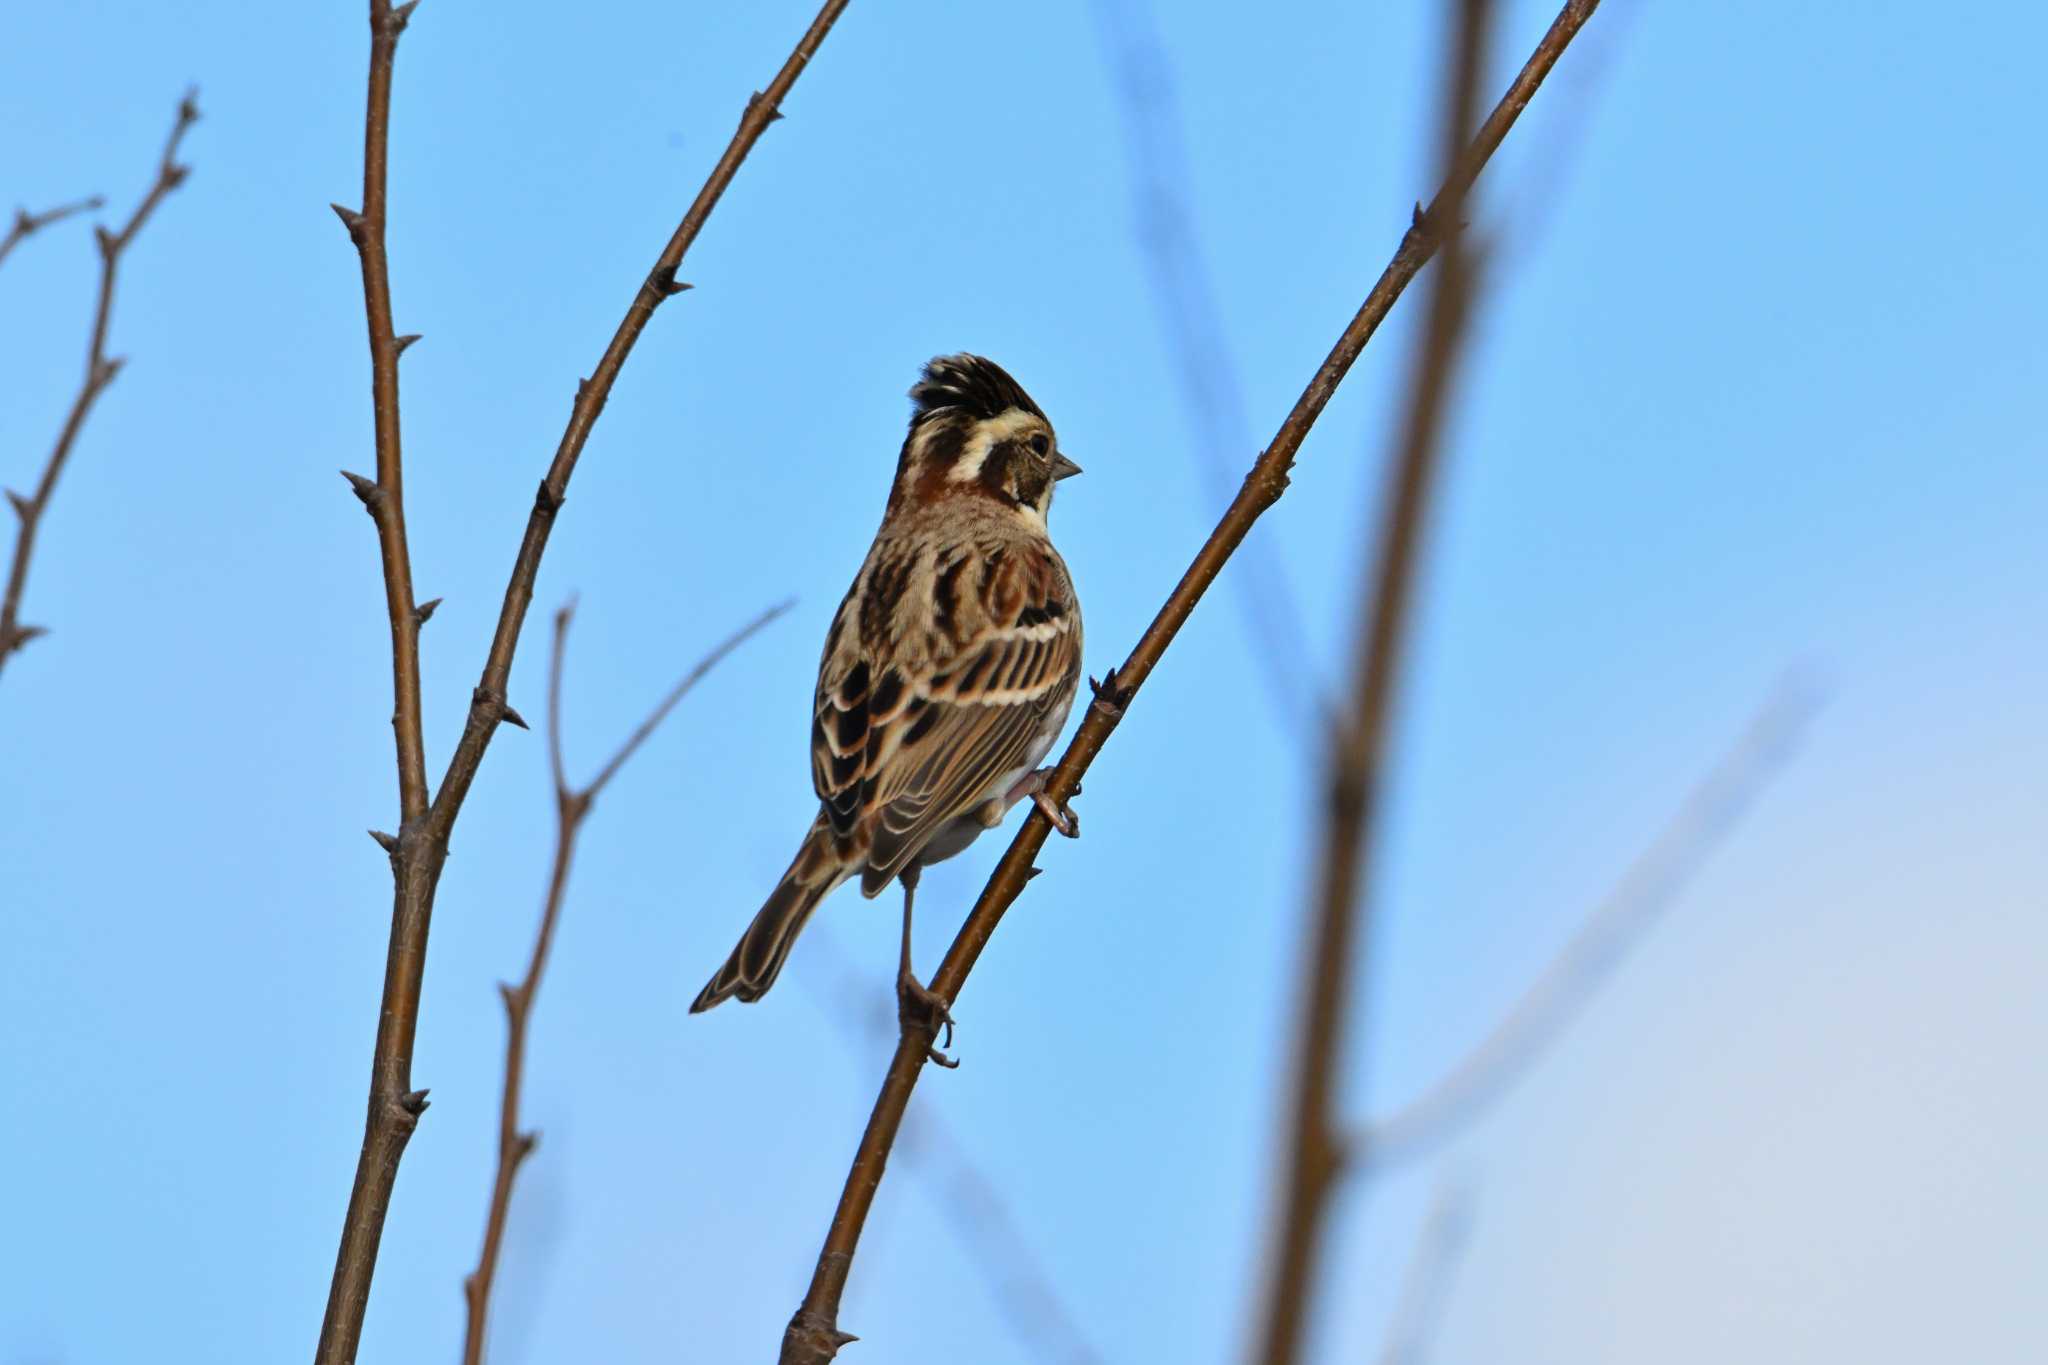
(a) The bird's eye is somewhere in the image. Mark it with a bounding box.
[1028,433,1051,458]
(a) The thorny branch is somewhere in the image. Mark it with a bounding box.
[780,3,1604,1360]
[316,2,850,1360]
[804,929,1106,1365]
[1,94,196,683]
[1251,0,1496,1358]
[461,598,789,1365]
[0,196,106,274]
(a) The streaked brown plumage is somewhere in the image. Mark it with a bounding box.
[691,355,1084,1016]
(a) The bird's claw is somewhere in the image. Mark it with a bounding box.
[1031,789,1080,838]
[897,971,960,1068]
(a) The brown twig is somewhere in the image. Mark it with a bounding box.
[315,2,850,1360]
[461,598,790,1365]
[1358,680,1821,1171]
[0,94,196,682]
[1250,1,1496,1358]
[0,196,106,274]
[780,4,1602,1360]
[802,928,1107,1365]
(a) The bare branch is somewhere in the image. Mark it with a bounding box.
[780,4,1604,1359]
[0,93,197,682]
[423,0,850,846]
[1358,680,1822,1170]
[802,930,1107,1365]
[461,599,786,1365]
[0,196,106,274]
[315,3,849,1356]
[1251,0,1497,1357]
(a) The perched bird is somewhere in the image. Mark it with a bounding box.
[690,355,1085,1042]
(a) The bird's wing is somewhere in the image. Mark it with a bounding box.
[858,543,1081,884]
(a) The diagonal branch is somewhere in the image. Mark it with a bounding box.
[315,3,850,1361]
[1357,680,1821,1171]
[780,4,1603,1360]
[802,929,1108,1365]
[422,0,850,845]
[461,598,790,1365]
[1252,1,1497,1358]
[1,93,197,683]
[0,196,107,275]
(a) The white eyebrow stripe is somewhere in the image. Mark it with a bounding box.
[945,408,1044,483]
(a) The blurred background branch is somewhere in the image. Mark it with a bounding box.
[462,597,788,1365]
[1,92,196,681]
[1251,0,1497,1355]
[1376,1180,1474,1365]
[1360,679,1822,1171]
[1088,0,1319,744]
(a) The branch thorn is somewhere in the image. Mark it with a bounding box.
[1088,669,1130,718]
[647,264,692,298]
[500,703,530,731]
[340,469,383,511]
[329,203,368,243]
[414,597,442,625]
[5,490,29,521]
[369,829,399,854]
[394,333,422,355]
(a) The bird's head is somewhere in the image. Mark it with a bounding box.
[893,353,1081,526]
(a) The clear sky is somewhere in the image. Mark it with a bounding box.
[3,2,2044,1362]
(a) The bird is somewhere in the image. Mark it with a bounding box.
[690,354,1085,1050]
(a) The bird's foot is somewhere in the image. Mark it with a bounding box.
[1031,788,1080,838]
[897,969,960,1069]
[1006,767,1081,837]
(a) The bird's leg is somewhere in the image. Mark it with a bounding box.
[895,864,959,1069]
[1003,767,1081,838]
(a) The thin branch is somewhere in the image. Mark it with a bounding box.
[461,598,789,1365]
[1251,0,1497,1357]
[802,929,1107,1365]
[1358,680,1822,1170]
[315,2,849,1359]
[1088,0,1318,743]
[780,4,1603,1359]
[421,0,849,848]
[0,196,106,274]
[0,94,196,682]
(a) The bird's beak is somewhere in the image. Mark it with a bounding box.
[1051,452,1083,481]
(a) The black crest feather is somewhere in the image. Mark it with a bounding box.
[909,354,1044,426]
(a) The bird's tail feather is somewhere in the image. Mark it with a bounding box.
[691,816,846,1012]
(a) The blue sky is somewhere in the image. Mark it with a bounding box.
[3,2,2044,1361]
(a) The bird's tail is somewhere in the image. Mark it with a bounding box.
[691,815,848,1012]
